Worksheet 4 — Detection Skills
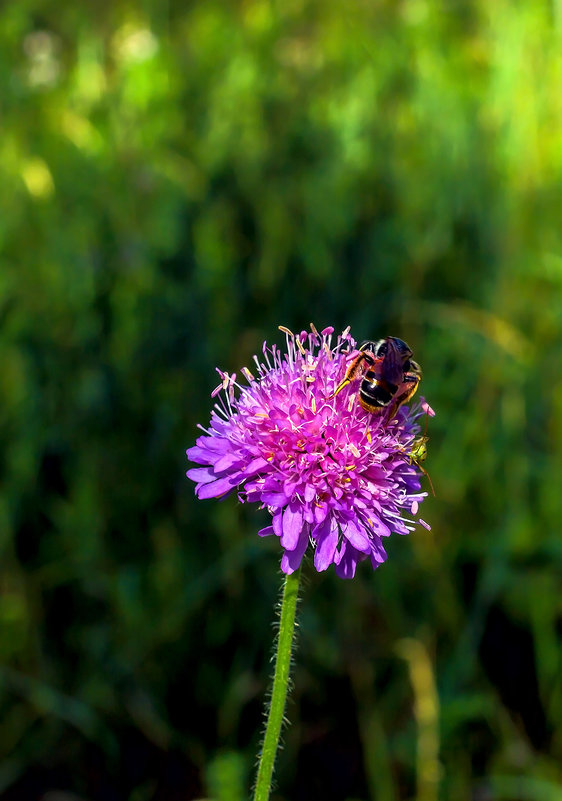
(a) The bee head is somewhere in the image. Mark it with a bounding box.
[364,337,414,362]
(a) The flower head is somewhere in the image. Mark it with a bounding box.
[187,325,434,579]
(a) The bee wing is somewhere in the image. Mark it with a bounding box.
[378,338,404,387]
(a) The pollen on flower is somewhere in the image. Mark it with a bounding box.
[186,324,434,579]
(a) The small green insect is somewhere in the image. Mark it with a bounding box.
[403,416,435,496]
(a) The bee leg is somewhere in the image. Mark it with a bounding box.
[330,353,368,398]
[331,377,352,397]
[388,375,421,418]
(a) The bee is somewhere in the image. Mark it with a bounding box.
[332,336,422,416]
[387,358,423,418]
[402,415,435,496]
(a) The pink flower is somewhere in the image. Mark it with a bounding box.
[187,325,433,579]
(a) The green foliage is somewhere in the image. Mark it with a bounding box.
[1,0,562,798]
[207,749,247,801]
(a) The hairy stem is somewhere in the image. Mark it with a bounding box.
[253,568,302,801]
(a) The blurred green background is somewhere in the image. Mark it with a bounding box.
[2,1,562,799]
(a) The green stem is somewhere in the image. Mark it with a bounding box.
[253,567,302,801]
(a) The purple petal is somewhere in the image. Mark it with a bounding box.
[281,502,304,550]
[369,554,384,570]
[280,528,309,574]
[313,502,329,524]
[334,542,358,579]
[261,491,288,506]
[304,484,316,502]
[243,457,269,475]
[303,506,314,524]
[197,477,235,499]
[186,446,217,464]
[186,467,216,484]
[370,537,388,564]
[369,516,391,538]
[272,511,283,537]
[342,519,371,553]
[192,436,229,454]
[283,478,300,496]
[258,526,274,537]
[214,453,243,472]
[313,517,338,572]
